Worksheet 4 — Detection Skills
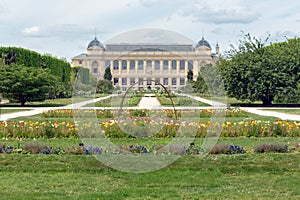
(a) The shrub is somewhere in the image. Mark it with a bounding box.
[254,143,288,153]
[209,143,230,154]
[24,142,48,154]
[209,144,245,154]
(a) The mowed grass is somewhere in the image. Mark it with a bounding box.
[260,109,300,115]
[0,109,32,114]
[0,149,299,199]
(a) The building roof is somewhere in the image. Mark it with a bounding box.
[73,53,87,59]
[87,37,104,49]
[105,44,194,51]
[195,37,211,49]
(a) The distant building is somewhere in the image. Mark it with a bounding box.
[71,36,219,91]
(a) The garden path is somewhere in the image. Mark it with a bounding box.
[137,95,162,109]
[173,92,300,121]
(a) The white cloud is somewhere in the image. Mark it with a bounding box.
[183,4,260,24]
[21,26,40,35]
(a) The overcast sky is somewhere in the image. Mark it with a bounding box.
[1,0,300,61]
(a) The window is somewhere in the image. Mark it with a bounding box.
[93,67,98,73]
[130,78,135,85]
[172,78,177,85]
[92,61,98,73]
[147,78,151,85]
[138,60,144,70]
[122,78,127,85]
[122,60,127,70]
[180,60,185,70]
[105,60,110,68]
[130,60,135,70]
[113,60,119,70]
[163,78,168,85]
[188,60,193,70]
[147,60,152,67]
[171,60,177,70]
[180,78,185,85]
[139,78,143,85]
[113,78,119,85]
[155,60,160,70]
[163,60,168,70]
[79,60,83,65]
[155,78,160,85]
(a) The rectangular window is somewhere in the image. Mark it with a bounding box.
[163,60,168,70]
[130,60,135,70]
[155,78,160,85]
[147,78,151,85]
[105,60,110,68]
[122,60,127,70]
[163,78,168,85]
[147,60,152,67]
[172,60,177,70]
[113,78,119,85]
[138,60,144,70]
[79,60,83,65]
[122,78,127,85]
[113,60,119,70]
[139,78,144,85]
[155,60,160,70]
[180,60,185,70]
[130,78,135,85]
[180,78,185,85]
[188,60,193,70]
[172,78,177,85]
[93,67,98,73]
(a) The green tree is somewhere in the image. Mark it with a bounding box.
[218,34,300,105]
[0,64,58,105]
[96,79,113,94]
[104,67,112,82]
[187,69,193,82]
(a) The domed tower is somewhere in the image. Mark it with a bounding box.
[87,37,105,55]
[195,37,212,57]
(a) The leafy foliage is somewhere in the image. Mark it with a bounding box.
[104,67,112,82]
[218,34,300,105]
[96,79,113,94]
[0,64,58,105]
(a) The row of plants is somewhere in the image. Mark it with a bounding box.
[0,141,297,155]
[41,108,248,119]
[0,119,300,138]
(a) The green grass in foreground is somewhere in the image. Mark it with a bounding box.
[157,95,211,107]
[0,109,32,114]
[261,109,300,115]
[0,148,299,199]
[86,96,142,107]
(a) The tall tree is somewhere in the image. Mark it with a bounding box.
[104,67,112,82]
[218,34,300,105]
[0,64,58,105]
[187,69,193,82]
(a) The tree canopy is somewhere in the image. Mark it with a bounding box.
[104,67,112,82]
[0,64,58,105]
[218,34,300,105]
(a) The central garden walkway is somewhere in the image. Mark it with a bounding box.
[1,93,300,121]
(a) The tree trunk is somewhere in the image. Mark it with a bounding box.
[20,100,26,106]
[262,98,272,106]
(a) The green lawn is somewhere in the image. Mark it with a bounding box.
[261,109,300,115]
[0,139,299,199]
[0,109,32,114]
[0,95,108,107]
[157,95,211,107]
[86,96,142,107]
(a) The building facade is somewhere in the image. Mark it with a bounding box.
[71,37,219,91]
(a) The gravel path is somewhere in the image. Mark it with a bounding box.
[137,95,162,109]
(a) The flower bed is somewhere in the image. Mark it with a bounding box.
[0,118,299,139]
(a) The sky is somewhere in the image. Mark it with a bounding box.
[0,0,300,61]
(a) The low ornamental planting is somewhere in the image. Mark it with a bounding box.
[1,118,300,139]
[0,142,297,155]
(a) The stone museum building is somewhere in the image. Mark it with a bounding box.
[71,36,219,91]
